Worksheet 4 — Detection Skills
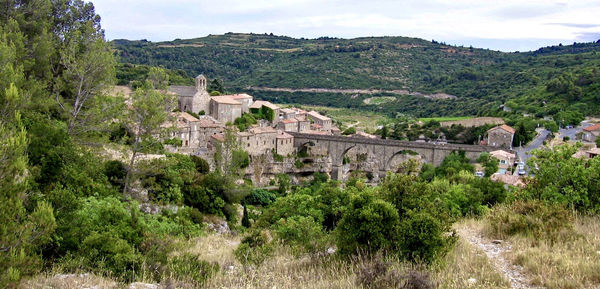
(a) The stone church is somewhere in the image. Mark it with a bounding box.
[169,75,211,114]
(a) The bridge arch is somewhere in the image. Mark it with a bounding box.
[385,149,427,172]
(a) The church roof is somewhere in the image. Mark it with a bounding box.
[211,95,241,105]
[169,86,197,97]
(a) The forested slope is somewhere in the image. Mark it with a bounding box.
[113,34,600,118]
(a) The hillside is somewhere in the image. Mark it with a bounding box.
[113,33,600,118]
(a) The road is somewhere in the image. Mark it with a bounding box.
[514,128,550,164]
[514,121,592,175]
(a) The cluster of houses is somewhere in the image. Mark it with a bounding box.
[166,75,340,157]
[165,74,600,185]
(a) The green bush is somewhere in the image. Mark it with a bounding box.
[275,215,326,253]
[234,230,274,266]
[335,190,400,256]
[486,201,574,242]
[104,160,127,189]
[243,189,277,206]
[190,155,210,174]
[398,211,456,263]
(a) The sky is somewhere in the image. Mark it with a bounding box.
[92,0,600,52]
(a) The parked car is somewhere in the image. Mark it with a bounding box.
[475,171,485,177]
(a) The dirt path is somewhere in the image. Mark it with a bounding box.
[458,227,544,289]
[246,86,457,99]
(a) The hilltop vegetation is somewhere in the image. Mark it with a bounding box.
[113,33,600,118]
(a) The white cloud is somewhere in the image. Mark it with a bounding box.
[91,0,600,51]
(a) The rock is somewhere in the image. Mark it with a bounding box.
[326,247,337,255]
[492,239,503,244]
[467,278,477,284]
[206,219,231,234]
[128,282,159,289]
[55,274,75,279]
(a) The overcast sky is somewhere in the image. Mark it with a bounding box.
[92,0,600,52]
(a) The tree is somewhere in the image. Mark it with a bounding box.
[477,152,499,177]
[207,78,224,94]
[122,81,176,193]
[55,25,117,135]
[1,86,56,287]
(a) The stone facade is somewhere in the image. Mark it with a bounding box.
[169,75,210,114]
[486,125,515,149]
[238,127,277,156]
[277,118,298,132]
[209,96,242,123]
[583,124,600,142]
[307,111,332,131]
[276,131,294,156]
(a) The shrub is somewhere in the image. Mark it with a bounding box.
[274,215,326,253]
[234,230,274,266]
[190,155,210,174]
[168,254,219,284]
[104,160,127,189]
[335,190,400,256]
[485,200,575,243]
[398,211,456,263]
[243,189,277,206]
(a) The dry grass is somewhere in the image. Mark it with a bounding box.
[204,246,356,289]
[20,272,119,289]
[435,220,511,289]
[501,215,600,289]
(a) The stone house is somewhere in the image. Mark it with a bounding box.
[209,95,242,123]
[279,108,297,120]
[196,116,225,148]
[490,150,516,175]
[297,118,310,132]
[307,111,332,131]
[169,75,210,114]
[237,127,278,156]
[229,93,253,114]
[250,100,280,125]
[277,118,298,132]
[486,125,515,149]
[166,112,198,148]
[276,131,294,156]
[583,124,600,142]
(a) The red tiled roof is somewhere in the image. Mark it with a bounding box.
[489,124,516,134]
[584,124,600,132]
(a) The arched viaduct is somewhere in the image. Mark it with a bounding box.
[288,132,501,180]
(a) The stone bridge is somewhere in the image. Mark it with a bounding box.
[288,132,501,180]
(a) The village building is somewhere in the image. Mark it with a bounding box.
[297,118,310,132]
[583,124,600,142]
[250,100,281,125]
[209,95,242,123]
[169,75,211,114]
[277,118,299,132]
[276,131,295,156]
[196,116,225,148]
[228,93,253,114]
[486,124,515,149]
[238,127,278,156]
[279,108,297,120]
[307,111,332,131]
[588,148,600,158]
[490,150,516,175]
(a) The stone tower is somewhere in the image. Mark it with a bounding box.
[193,75,210,114]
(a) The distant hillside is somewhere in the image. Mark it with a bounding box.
[112,33,600,118]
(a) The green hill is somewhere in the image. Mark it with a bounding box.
[112,33,600,118]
